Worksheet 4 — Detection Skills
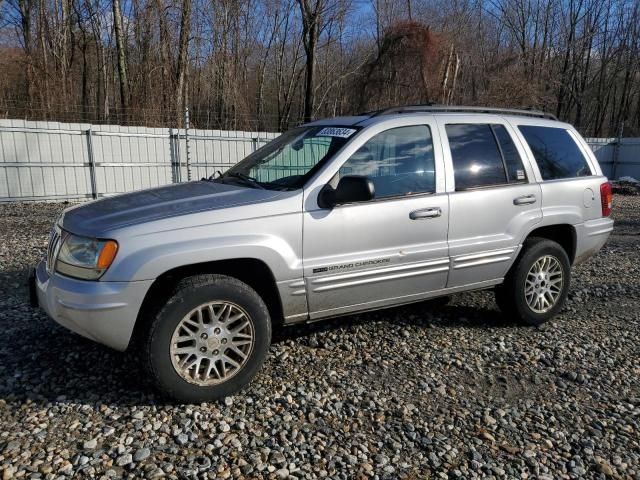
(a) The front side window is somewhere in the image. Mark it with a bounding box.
[518,126,592,180]
[338,125,435,198]
[221,126,357,190]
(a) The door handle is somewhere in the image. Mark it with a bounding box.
[513,194,537,205]
[409,207,441,220]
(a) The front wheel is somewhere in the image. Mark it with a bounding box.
[495,238,571,326]
[144,274,271,403]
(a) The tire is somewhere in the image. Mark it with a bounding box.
[495,238,571,326]
[143,274,271,403]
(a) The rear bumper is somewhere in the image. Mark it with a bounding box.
[33,259,153,351]
[574,217,614,265]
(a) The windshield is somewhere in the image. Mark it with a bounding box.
[217,126,358,190]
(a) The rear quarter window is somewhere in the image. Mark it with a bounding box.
[518,126,592,180]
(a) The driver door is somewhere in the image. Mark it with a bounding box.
[302,122,450,319]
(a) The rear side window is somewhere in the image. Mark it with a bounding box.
[446,124,526,190]
[518,126,592,180]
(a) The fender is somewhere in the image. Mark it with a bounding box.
[104,232,302,282]
[517,211,581,246]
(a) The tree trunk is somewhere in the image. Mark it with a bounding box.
[154,0,171,124]
[112,0,129,118]
[297,0,322,123]
[18,0,34,108]
[175,0,193,128]
[302,35,317,122]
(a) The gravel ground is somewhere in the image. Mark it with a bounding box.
[0,196,638,480]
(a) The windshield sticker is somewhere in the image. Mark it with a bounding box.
[317,127,357,138]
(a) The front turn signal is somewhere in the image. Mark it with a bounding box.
[97,240,119,269]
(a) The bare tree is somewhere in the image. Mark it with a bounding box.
[296,0,322,122]
[112,0,129,115]
[1,0,639,135]
[16,0,35,105]
[175,0,193,127]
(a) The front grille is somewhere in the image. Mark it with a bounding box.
[46,227,62,273]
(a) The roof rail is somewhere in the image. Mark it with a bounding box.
[369,104,558,121]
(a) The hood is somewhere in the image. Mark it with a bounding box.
[60,181,285,236]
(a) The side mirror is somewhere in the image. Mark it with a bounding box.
[319,175,375,208]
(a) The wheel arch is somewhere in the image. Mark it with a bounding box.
[522,224,577,264]
[129,258,284,350]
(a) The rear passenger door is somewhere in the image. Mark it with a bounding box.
[436,116,543,287]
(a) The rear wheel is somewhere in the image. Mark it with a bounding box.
[144,274,271,403]
[495,238,571,326]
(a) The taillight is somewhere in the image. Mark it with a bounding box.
[600,182,612,217]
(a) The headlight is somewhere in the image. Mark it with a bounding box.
[55,233,118,280]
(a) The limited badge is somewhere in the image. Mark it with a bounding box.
[316,127,357,138]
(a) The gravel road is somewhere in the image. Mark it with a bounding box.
[0,196,638,479]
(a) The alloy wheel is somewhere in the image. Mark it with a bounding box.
[170,301,255,386]
[524,255,564,314]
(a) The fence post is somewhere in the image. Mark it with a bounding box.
[185,107,192,181]
[252,137,258,152]
[169,127,181,183]
[612,122,624,180]
[85,127,98,199]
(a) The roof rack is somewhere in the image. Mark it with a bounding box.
[369,104,558,121]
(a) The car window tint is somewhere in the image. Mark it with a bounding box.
[492,125,527,182]
[446,124,507,190]
[518,126,592,180]
[338,125,435,198]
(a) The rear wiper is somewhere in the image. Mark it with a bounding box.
[223,172,266,189]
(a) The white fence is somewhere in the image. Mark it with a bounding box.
[0,119,638,202]
[0,119,278,202]
[585,137,640,180]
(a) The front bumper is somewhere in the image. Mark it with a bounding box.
[32,259,153,351]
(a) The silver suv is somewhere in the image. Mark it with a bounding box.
[31,106,614,402]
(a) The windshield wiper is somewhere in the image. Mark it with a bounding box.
[206,170,223,181]
[223,172,266,189]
